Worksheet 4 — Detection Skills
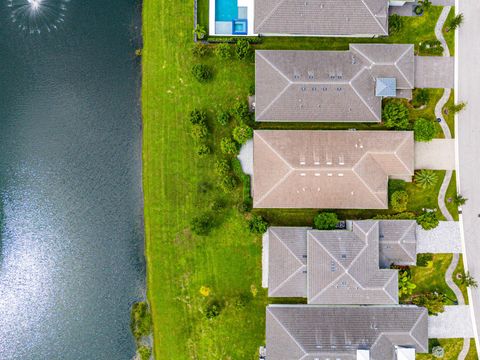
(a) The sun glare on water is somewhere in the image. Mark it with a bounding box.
[8,0,70,34]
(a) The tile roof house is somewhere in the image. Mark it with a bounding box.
[255,44,414,122]
[254,0,389,37]
[267,220,417,303]
[266,305,428,360]
[253,130,414,209]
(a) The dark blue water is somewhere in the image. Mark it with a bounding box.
[0,1,144,359]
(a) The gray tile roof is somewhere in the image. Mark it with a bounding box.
[254,0,389,36]
[266,305,428,360]
[267,221,418,303]
[255,44,414,122]
[253,130,414,209]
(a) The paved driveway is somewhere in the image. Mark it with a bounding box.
[416,221,462,253]
[458,0,480,352]
[415,56,454,88]
[415,139,456,170]
[429,306,474,338]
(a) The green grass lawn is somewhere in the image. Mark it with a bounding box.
[453,254,469,304]
[443,89,455,137]
[417,338,476,360]
[445,170,459,221]
[442,7,456,56]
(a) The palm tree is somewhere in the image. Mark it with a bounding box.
[446,13,464,32]
[461,272,478,289]
[414,170,438,189]
[419,0,432,11]
[453,193,467,206]
[448,101,467,114]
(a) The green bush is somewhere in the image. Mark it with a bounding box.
[372,212,416,220]
[414,169,438,189]
[193,24,207,40]
[217,110,230,126]
[220,175,238,192]
[204,299,222,319]
[419,39,444,56]
[248,215,268,234]
[189,109,207,125]
[214,43,232,60]
[191,43,209,57]
[412,292,445,316]
[313,212,338,230]
[130,302,152,342]
[191,213,214,235]
[382,102,410,130]
[214,159,231,177]
[235,39,251,60]
[210,198,226,211]
[232,101,250,121]
[248,83,255,96]
[389,14,403,34]
[391,190,408,212]
[191,64,212,82]
[232,124,253,144]
[416,253,433,267]
[398,269,416,297]
[195,144,210,156]
[220,137,239,155]
[414,118,436,142]
[412,88,430,108]
[232,158,252,205]
[191,123,209,140]
[417,211,439,230]
[138,346,152,360]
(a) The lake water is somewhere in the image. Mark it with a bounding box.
[0,1,145,358]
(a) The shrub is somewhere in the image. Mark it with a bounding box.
[398,269,416,297]
[448,101,466,114]
[191,43,209,57]
[416,253,433,267]
[191,213,214,235]
[446,13,463,32]
[214,43,232,60]
[189,109,207,125]
[220,175,237,192]
[460,271,478,288]
[372,212,416,220]
[191,123,209,140]
[313,212,338,230]
[391,190,408,212]
[220,137,239,155]
[414,118,436,142]
[217,110,230,126]
[130,302,152,341]
[232,101,250,121]
[248,83,255,96]
[232,124,253,144]
[210,198,226,211]
[138,346,152,360]
[414,169,438,189]
[419,39,444,56]
[235,38,251,60]
[382,102,410,130]
[193,24,207,40]
[214,159,231,177]
[417,211,439,230]
[248,215,268,234]
[412,88,430,108]
[453,193,467,206]
[195,144,211,156]
[191,64,212,82]
[389,14,403,34]
[412,292,445,316]
[204,299,222,319]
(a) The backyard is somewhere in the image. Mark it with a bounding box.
[142,0,459,358]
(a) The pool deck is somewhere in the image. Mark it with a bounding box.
[209,0,255,36]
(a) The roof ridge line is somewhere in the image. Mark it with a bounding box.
[254,0,288,34]
[359,0,388,35]
[267,308,308,356]
[394,45,415,88]
[409,310,429,352]
[352,154,388,207]
[393,135,414,174]
[269,265,306,296]
[349,68,381,121]
[270,228,306,267]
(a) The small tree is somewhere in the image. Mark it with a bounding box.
[220,175,237,192]
[389,14,403,35]
[232,124,253,144]
[432,345,445,358]
[417,211,439,230]
[461,271,478,288]
[398,269,416,297]
[412,292,445,316]
[214,159,231,177]
[418,0,432,11]
[216,110,230,126]
[196,144,211,156]
[191,213,214,235]
[193,24,207,40]
[453,193,467,206]
[412,88,430,108]
[416,253,433,267]
[191,64,212,82]
[191,43,209,57]
[446,13,464,32]
[249,215,268,234]
[191,123,209,140]
[382,102,410,130]
[220,137,239,155]
[414,169,438,189]
[391,190,408,212]
[189,109,207,125]
[448,101,466,114]
[235,39,251,60]
[214,43,232,60]
[232,101,250,121]
[414,118,436,142]
[313,212,339,230]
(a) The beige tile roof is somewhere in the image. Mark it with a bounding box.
[266,305,428,360]
[254,0,389,36]
[253,130,414,209]
[255,44,414,122]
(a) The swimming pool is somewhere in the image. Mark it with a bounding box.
[212,0,250,35]
[215,0,238,21]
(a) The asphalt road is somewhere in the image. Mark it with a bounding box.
[457,0,480,353]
